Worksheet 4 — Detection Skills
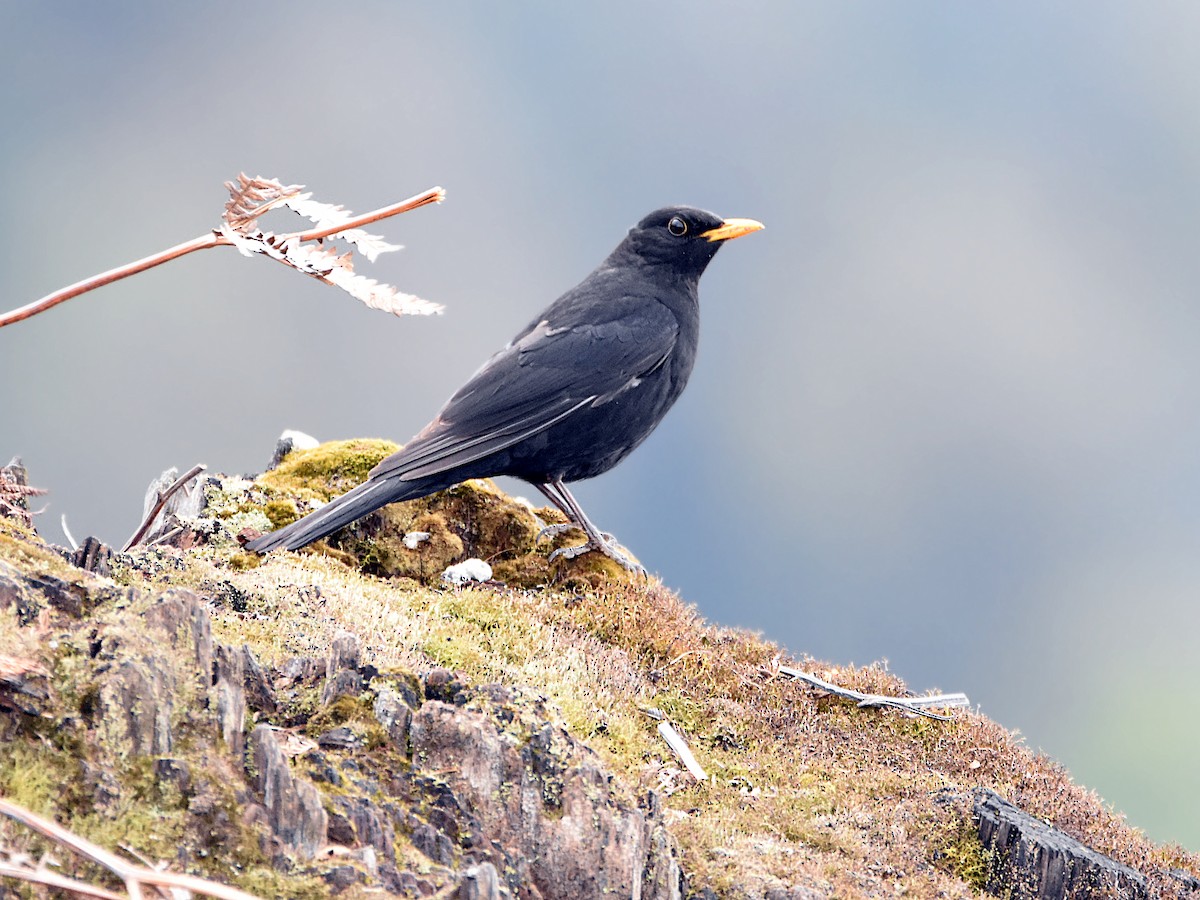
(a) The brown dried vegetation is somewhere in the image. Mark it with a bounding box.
[0,440,1197,898]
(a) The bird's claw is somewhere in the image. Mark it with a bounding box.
[537,522,577,542]
[538,523,615,544]
[548,537,646,576]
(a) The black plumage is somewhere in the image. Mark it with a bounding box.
[246,206,762,570]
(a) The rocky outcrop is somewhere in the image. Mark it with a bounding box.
[0,526,685,898]
[410,685,683,900]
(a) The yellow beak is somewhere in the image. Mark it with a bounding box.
[701,217,765,242]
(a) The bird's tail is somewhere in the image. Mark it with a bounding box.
[245,475,437,554]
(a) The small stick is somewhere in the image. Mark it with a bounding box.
[0,861,126,900]
[777,665,969,722]
[0,186,444,329]
[657,721,708,782]
[122,464,206,552]
[0,798,266,900]
[61,514,79,552]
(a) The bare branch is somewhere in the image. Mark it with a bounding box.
[0,233,225,328]
[122,464,206,552]
[657,721,708,782]
[285,186,445,243]
[0,181,444,329]
[776,665,970,721]
[0,797,267,900]
[0,860,127,900]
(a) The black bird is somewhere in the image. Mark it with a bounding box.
[246,206,763,570]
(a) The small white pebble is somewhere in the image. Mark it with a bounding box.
[441,558,493,585]
[402,531,431,550]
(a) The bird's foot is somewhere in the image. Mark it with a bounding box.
[548,536,646,576]
[537,522,615,544]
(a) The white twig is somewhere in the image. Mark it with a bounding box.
[777,665,969,722]
[657,721,708,782]
[61,514,79,552]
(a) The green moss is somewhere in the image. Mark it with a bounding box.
[260,439,400,501]
[933,814,992,892]
[0,742,70,813]
[263,498,300,529]
[228,552,262,571]
[234,867,331,900]
[306,694,376,736]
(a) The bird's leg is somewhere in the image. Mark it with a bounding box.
[535,480,645,575]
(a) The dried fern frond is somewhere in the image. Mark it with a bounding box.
[1,178,445,329]
[223,174,305,234]
[281,194,402,262]
[219,227,442,316]
[218,176,444,316]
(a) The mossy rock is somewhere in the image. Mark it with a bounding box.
[259,438,401,503]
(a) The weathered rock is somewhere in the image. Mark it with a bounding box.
[323,865,361,892]
[214,643,246,756]
[322,669,363,704]
[248,723,328,859]
[458,862,506,900]
[317,726,362,751]
[27,574,89,618]
[69,535,113,576]
[410,692,684,900]
[153,757,192,793]
[322,631,363,703]
[327,631,361,675]
[144,589,214,692]
[373,686,416,751]
[0,654,49,721]
[331,794,397,863]
[241,644,277,714]
[95,655,176,756]
[411,821,456,866]
[974,789,1147,900]
[277,655,324,687]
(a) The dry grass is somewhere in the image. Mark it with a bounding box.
[186,542,1199,897]
[5,440,1197,898]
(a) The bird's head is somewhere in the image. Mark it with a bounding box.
[615,206,764,277]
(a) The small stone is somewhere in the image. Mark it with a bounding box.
[322,669,363,705]
[327,811,356,845]
[241,645,278,714]
[327,631,360,677]
[457,862,502,900]
[322,865,360,893]
[373,688,415,751]
[441,558,493,585]
[317,726,362,751]
[153,758,192,793]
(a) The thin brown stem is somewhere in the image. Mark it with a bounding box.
[0,861,127,900]
[0,233,226,328]
[0,798,268,900]
[122,463,206,552]
[0,185,445,329]
[287,185,445,242]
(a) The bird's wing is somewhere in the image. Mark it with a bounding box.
[371,297,678,481]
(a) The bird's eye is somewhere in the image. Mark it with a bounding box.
[667,216,688,236]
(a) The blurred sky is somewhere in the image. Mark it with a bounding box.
[2,3,1198,849]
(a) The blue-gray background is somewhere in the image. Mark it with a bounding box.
[3,4,1198,850]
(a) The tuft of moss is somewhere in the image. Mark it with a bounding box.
[263,498,300,529]
[227,552,261,571]
[259,439,400,502]
[932,810,992,892]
